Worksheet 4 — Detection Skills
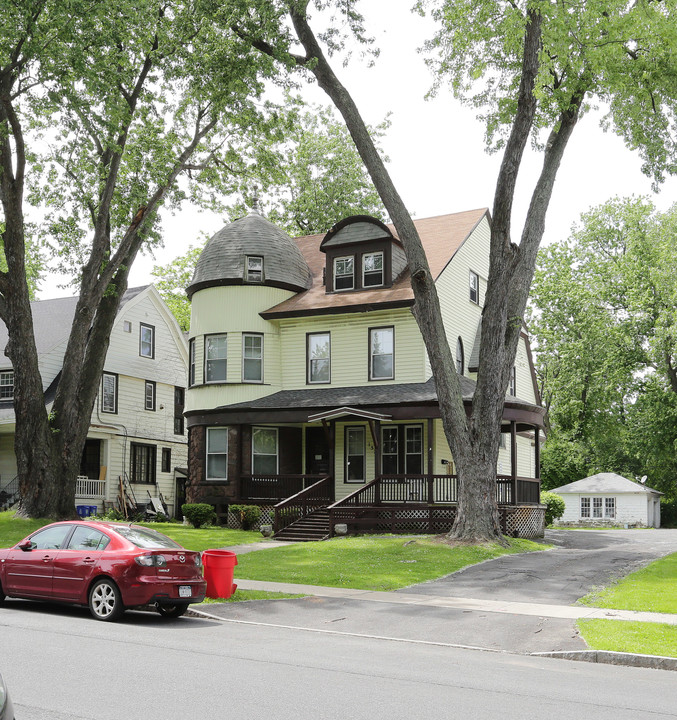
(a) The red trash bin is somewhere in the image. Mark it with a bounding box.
[202,549,238,599]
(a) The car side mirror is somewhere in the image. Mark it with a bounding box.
[18,540,33,551]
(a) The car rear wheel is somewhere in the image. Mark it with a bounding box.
[156,603,188,618]
[89,578,124,622]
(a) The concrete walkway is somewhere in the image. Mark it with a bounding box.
[228,577,677,626]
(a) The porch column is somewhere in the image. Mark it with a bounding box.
[534,424,541,480]
[370,420,381,477]
[427,418,434,504]
[510,420,517,505]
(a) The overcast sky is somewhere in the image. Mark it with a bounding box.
[39,3,677,299]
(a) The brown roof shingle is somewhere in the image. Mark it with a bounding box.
[261,208,489,318]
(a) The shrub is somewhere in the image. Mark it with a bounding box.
[541,491,565,526]
[230,504,261,530]
[181,503,216,529]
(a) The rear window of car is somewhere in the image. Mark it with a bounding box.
[113,526,182,549]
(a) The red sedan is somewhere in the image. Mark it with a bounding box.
[0,521,206,621]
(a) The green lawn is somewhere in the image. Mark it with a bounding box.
[577,552,677,657]
[0,511,262,551]
[579,552,677,614]
[578,619,677,658]
[232,535,547,591]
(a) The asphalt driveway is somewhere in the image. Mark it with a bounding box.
[398,528,677,605]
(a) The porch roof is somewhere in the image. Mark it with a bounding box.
[186,375,546,428]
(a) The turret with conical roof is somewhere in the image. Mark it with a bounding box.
[186,208,312,298]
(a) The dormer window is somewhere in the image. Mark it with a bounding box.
[334,256,354,291]
[246,256,263,283]
[363,252,384,287]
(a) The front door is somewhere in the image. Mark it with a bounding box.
[305,427,330,476]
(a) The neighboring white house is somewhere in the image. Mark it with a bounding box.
[0,285,189,518]
[550,473,663,528]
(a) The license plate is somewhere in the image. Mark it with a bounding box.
[179,585,192,598]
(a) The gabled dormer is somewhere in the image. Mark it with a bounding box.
[320,216,407,294]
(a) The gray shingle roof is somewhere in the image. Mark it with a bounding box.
[0,285,148,368]
[187,211,313,298]
[551,472,663,496]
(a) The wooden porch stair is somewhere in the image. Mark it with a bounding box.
[273,508,330,542]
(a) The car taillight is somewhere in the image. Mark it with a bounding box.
[135,554,167,567]
[194,554,202,568]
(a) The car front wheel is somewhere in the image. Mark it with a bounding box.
[89,578,124,622]
[157,603,188,618]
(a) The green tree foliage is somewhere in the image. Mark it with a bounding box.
[530,197,677,497]
[153,104,387,330]
[0,0,284,518]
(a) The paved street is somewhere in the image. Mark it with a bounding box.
[2,600,677,720]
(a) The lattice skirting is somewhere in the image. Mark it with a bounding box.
[227,505,275,531]
[333,505,545,538]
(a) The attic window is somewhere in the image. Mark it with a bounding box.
[334,256,354,291]
[363,252,384,287]
[246,256,263,283]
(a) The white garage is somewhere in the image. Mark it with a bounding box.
[550,472,663,528]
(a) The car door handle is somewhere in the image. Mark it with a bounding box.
[42,555,52,563]
[83,558,96,564]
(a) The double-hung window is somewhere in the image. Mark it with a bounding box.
[252,427,278,475]
[605,497,616,518]
[381,427,399,475]
[243,334,263,382]
[144,380,156,411]
[593,497,603,518]
[206,427,228,481]
[307,332,330,384]
[509,366,516,396]
[140,323,155,358]
[405,426,423,475]
[581,497,591,518]
[334,256,354,291]
[363,252,384,287]
[0,370,14,400]
[469,270,479,304]
[369,327,394,380]
[188,339,196,386]
[205,334,227,382]
[102,372,118,413]
[174,387,185,435]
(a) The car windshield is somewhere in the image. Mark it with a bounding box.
[113,525,182,549]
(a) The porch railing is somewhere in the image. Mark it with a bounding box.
[273,476,333,534]
[75,476,106,499]
[241,474,327,503]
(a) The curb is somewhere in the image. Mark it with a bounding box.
[532,649,677,671]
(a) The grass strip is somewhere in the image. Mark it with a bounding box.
[578,619,677,658]
[233,535,547,591]
[579,552,677,614]
[201,590,306,604]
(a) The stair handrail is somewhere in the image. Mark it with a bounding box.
[274,475,332,533]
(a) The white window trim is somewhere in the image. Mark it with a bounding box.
[345,426,366,483]
[246,255,263,283]
[362,251,384,288]
[188,338,196,386]
[334,255,355,291]
[144,380,156,411]
[0,370,14,400]
[206,427,228,482]
[140,323,155,358]
[242,333,264,383]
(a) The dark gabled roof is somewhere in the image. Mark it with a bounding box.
[186,211,313,298]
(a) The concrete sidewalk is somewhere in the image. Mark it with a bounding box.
[229,577,677,625]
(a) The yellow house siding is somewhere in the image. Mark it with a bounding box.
[278,308,425,390]
[187,286,292,411]
[427,216,490,380]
